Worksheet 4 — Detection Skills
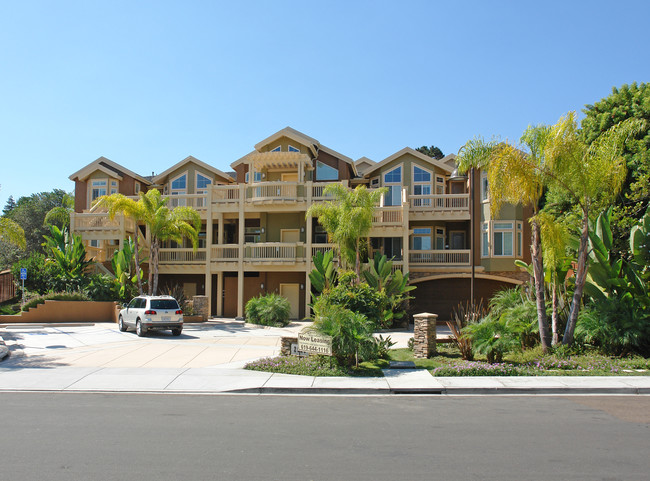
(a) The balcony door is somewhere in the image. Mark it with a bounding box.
[281,173,298,182]
[281,229,300,243]
[450,231,466,250]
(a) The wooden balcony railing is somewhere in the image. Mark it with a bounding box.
[409,249,471,266]
[245,242,304,262]
[372,207,403,226]
[409,194,469,212]
[211,185,241,203]
[311,244,337,258]
[86,244,119,262]
[211,245,239,262]
[246,182,299,201]
[158,248,207,263]
[72,213,134,232]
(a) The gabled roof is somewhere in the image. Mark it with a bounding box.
[233,127,357,176]
[69,156,152,184]
[364,147,455,178]
[254,126,320,156]
[354,156,376,175]
[440,153,458,169]
[152,156,235,184]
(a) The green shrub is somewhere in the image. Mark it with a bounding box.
[318,276,387,328]
[245,293,291,327]
[11,253,58,295]
[432,361,525,376]
[312,298,377,367]
[22,291,90,311]
[245,355,347,376]
[84,274,122,302]
[462,317,520,363]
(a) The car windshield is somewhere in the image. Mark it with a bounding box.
[150,299,180,310]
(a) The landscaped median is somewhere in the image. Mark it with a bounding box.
[245,343,650,378]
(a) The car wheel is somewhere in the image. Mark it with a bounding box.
[136,320,146,337]
[171,328,182,337]
[118,315,128,332]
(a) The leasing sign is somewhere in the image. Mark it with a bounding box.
[297,328,333,356]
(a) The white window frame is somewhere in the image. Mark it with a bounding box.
[516,221,523,258]
[271,146,281,152]
[370,177,380,188]
[383,164,403,207]
[411,227,432,251]
[88,178,108,207]
[134,182,141,194]
[170,172,188,207]
[288,145,300,153]
[412,164,432,207]
[245,171,263,183]
[196,172,213,208]
[493,221,514,257]
[110,180,118,195]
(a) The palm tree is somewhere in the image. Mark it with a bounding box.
[456,128,553,352]
[44,193,75,227]
[544,112,641,345]
[307,184,386,281]
[97,189,201,296]
[95,193,147,295]
[0,217,26,249]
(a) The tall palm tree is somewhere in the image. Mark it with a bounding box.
[457,128,553,351]
[97,189,201,296]
[44,193,75,227]
[307,184,386,281]
[544,112,641,345]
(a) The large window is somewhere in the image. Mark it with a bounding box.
[90,179,107,203]
[412,228,432,250]
[196,173,212,207]
[383,166,402,206]
[245,171,262,183]
[493,222,513,256]
[412,165,432,207]
[170,173,187,207]
[316,161,338,181]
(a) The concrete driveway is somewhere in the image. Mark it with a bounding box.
[0,320,311,369]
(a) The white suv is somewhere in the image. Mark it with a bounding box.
[119,295,183,337]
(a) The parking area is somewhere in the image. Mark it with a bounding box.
[0,321,310,369]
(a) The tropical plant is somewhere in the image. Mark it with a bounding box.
[111,237,145,298]
[42,225,94,286]
[312,299,376,367]
[306,184,386,280]
[0,217,26,249]
[462,317,520,364]
[309,250,338,294]
[11,252,57,294]
[446,301,487,361]
[544,112,644,345]
[362,254,416,327]
[456,126,552,351]
[245,293,291,327]
[97,189,201,295]
[44,192,75,227]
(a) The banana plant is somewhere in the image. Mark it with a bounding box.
[309,250,338,294]
[42,225,94,279]
[362,254,415,326]
[111,237,146,297]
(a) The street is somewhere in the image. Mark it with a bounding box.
[1,393,648,480]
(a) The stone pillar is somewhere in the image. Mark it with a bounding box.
[192,295,209,322]
[280,336,298,356]
[413,312,437,358]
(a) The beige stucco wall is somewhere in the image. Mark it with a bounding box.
[0,301,120,324]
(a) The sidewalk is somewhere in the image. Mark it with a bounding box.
[0,321,648,395]
[0,364,648,395]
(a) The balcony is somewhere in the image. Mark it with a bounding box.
[86,244,119,263]
[409,249,471,266]
[246,182,301,203]
[71,213,135,237]
[158,248,207,264]
[372,206,404,227]
[409,194,470,219]
[245,242,305,263]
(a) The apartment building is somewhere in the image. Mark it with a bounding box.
[69,127,530,320]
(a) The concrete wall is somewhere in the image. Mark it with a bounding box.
[0,301,120,324]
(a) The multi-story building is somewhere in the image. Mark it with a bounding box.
[69,127,530,320]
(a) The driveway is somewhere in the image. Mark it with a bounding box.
[0,320,311,369]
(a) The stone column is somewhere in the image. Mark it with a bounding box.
[192,295,209,322]
[413,312,437,358]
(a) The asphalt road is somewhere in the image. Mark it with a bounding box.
[1,394,648,480]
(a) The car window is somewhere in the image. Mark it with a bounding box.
[128,298,139,309]
[137,298,147,309]
[150,299,180,310]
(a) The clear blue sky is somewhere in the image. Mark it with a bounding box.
[1,0,649,204]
